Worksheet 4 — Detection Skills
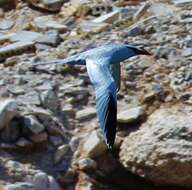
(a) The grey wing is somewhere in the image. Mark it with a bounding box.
[110,63,121,92]
[87,60,117,149]
[33,53,86,66]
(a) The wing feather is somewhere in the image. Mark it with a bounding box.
[87,60,117,149]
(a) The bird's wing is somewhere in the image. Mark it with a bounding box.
[110,63,121,92]
[33,53,86,66]
[87,60,117,149]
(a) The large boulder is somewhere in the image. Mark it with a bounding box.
[119,106,192,187]
[0,99,18,130]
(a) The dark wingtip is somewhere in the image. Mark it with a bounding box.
[106,142,113,151]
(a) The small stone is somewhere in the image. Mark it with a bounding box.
[40,90,60,113]
[33,172,61,190]
[78,158,97,171]
[6,183,34,190]
[18,91,41,106]
[82,130,106,158]
[0,33,15,44]
[117,106,144,123]
[173,0,192,6]
[0,142,17,150]
[4,56,19,67]
[0,20,14,30]
[182,48,192,57]
[79,21,109,34]
[35,30,61,47]
[92,10,120,24]
[46,22,69,32]
[49,136,63,146]
[8,87,25,95]
[0,42,35,60]
[54,144,70,164]
[69,136,80,152]
[76,107,96,120]
[6,160,24,172]
[32,16,52,31]
[0,99,18,130]
[0,120,20,142]
[133,3,150,20]
[30,132,48,143]
[24,115,45,134]
[16,138,33,148]
[33,172,49,190]
[41,0,64,11]
[10,31,43,42]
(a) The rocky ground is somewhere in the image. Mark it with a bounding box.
[0,0,192,189]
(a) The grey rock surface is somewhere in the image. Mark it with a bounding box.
[120,106,192,187]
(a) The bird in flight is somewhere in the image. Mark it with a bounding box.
[33,44,151,150]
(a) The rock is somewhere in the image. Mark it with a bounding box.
[16,138,33,148]
[92,10,120,24]
[69,136,80,152]
[49,136,63,146]
[0,42,35,60]
[117,106,144,123]
[24,115,45,134]
[0,99,18,130]
[75,172,107,190]
[133,2,150,20]
[182,48,192,57]
[0,33,15,44]
[10,31,43,43]
[35,30,61,47]
[82,130,106,158]
[120,106,192,187]
[40,90,60,113]
[30,132,48,143]
[32,17,68,32]
[32,16,53,31]
[90,4,112,16]
[76,107,96,120]
[123,25,143,37]
[33,172,61,190]
[0,119,20,142]
[18,91,41,106]
[54,144,70,164]
[41,0,65,11]
[78,158,97,171]
[0,20,14,30]
[79,21,109,34]
[173,0,192,6]
[5,160,26,176]
[6,183,34,190]
[46,22,69,32]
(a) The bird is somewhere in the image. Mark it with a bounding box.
[33,43,151,150]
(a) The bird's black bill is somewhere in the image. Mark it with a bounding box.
[138,48,152,56]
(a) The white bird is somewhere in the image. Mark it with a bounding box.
[33,43,151,150]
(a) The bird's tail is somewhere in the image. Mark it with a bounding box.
[32,54,86,66]
[33,59,64,66]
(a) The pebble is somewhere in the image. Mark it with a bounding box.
[117,106,144,123]
[82,130,106,158]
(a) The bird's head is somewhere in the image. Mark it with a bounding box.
[136,48,152,56]
[126,45,152,56]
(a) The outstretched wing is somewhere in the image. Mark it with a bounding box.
[87,60,117,149]
[110,63,121,92]
[33,53,86,66]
